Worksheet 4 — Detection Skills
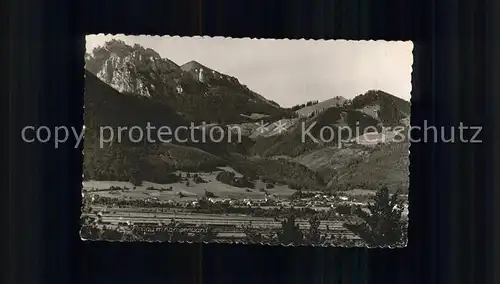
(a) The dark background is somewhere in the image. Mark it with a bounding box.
[5,0,499,283]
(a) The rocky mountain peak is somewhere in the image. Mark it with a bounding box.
[85,40,183,97]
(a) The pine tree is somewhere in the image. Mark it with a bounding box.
[343,186,406,246]
[304,215,325,245]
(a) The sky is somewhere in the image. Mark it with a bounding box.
[86,34,413,107]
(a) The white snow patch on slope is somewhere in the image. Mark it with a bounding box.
[295,96,348,117]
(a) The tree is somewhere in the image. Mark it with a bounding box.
[304,215,325,245]
[277,214,304,245]
[198,196,210,209]
[343,186,406,247]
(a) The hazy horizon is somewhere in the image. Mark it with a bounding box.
[86,34,413,107]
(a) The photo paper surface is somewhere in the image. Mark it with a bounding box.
[81,35,412,247]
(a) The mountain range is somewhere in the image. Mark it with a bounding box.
[84,40,411,193]
[85,39,288,124]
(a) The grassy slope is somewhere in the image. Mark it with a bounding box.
[84,71,321,189]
